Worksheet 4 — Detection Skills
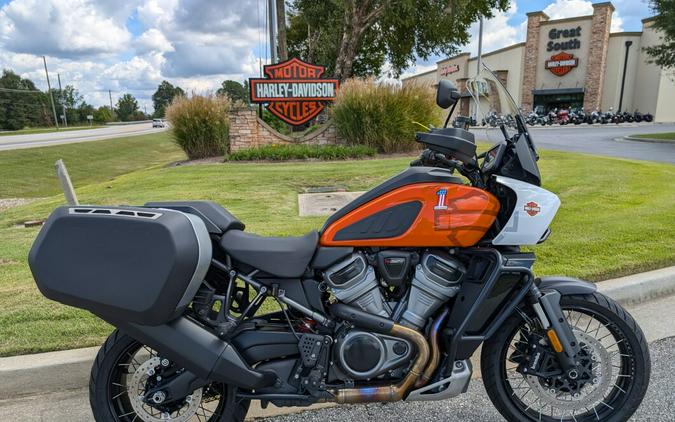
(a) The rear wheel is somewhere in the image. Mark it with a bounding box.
[89,330,249,422]
[481,292,650,422]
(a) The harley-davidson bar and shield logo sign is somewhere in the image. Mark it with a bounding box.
[249,58,339,126]
[545,52,579,76]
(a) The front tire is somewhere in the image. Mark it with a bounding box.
[481,292,650,422]
[89,330,250,421]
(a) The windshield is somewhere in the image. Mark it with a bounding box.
[464,64,524,145]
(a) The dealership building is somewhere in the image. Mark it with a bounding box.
[402,2,675,122]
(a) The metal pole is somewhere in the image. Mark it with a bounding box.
[43,56,59,129]
[109,90,115,120]
[618,40,633,112]
[476,16,484,76]
[57,73,68,127]
[268,0,277,64]
[55,159,79,205]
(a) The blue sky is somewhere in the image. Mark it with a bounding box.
[0,0,656,111]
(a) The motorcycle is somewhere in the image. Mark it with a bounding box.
[588,109,602,124]
[557,108,570,125]
[643,112,654,122]
[633,110,644,122]
[28,66,651,422]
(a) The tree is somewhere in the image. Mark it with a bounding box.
[645,0,675,69]
[276,0,288,61]
[51,85,84,124]
[116,93,140,121]
[287,0,509,79]
[152,80,185,117]
[93,106,113,123]
[217,80,249,103]
[0,70,46,130]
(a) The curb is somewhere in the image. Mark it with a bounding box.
[623,135,675,144]
[1,265,674,417]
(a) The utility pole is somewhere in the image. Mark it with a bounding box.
[43,56,59,129]
[476,16,484,76]
[109,90,115,121]
[268,0,277,64]
[57,73,68,127]
[276,0,288,61]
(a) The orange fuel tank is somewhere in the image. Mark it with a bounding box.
[320,182,500,247]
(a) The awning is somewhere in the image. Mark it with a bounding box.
[532,88,584,95]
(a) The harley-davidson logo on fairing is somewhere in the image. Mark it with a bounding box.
[524,201,541,216]
[249,58,339,126]
[545,52,579,76]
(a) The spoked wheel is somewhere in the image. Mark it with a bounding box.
[482,292,650,422]
[89,330,249,422]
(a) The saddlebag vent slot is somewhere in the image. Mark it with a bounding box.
[69,207,162,220]
[29,206,211,326]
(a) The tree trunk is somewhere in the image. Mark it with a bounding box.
[276,0,288,61]
[333,0,388,80]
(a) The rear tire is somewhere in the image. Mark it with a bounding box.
[89,330,250,421]
[481,292,650,422]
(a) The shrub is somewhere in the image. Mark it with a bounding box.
[330,79,441,153]
[166,94,231,159]
[226,144,376,161]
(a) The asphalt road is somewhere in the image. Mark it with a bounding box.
[472,122,675,164]
[0,123,165,151]
[1,293,673,421]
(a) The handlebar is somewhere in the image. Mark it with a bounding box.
[411,149,485,189]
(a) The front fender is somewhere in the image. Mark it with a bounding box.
[537,276,597,296]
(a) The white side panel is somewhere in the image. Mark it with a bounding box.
[492,176,560,246]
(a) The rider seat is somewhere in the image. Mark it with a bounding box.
[220,230,318,278]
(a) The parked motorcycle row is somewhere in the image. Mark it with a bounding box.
[524,107,654,126]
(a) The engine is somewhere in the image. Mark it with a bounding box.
[323,250,465,380]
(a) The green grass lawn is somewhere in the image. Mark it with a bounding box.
[631,132,675,141]
[0,125,105,136]
[0,146,673,356]
[0,132,185,198]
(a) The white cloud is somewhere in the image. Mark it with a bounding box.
[543,0,594,19]
[543,0,624,32]
[0,0,132,58]
[463,1,524,56]
[135,29,174,54]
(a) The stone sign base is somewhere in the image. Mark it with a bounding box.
[229,108,343,152]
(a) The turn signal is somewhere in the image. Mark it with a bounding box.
[547,329,564,353]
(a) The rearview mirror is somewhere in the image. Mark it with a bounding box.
[436,80,460,109]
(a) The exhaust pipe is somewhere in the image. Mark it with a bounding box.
[416,307,449,388]
[108,316,277,390]
[329,304,430,403]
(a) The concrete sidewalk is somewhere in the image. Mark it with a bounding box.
[1,266,674,420]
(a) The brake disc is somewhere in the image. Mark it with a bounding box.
[524,330,613,411]
[128,356,203,422]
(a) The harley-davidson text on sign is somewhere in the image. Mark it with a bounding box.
[545,52,579,76]
[440,64,460,77]
[249,58,339,126]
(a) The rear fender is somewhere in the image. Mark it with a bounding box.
[537,276,597,296]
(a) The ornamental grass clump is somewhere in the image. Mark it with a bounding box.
[331,79,440,153]
[166,94,231,159]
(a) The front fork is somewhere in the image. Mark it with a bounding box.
[528,285,581,376]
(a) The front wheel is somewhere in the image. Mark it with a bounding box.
[89,330,249,422]
[481,292,650,422]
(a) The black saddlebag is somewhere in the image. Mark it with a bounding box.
[29,206,212,326]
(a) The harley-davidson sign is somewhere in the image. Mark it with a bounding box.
[249,58,339,125]
[545,52,579,76]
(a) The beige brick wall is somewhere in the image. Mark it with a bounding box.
[228,108,344,152]
[521,11,549,111]
[583,2,614,111]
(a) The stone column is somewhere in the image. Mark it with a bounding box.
[521,11,549,112]
[583,2,614,111]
